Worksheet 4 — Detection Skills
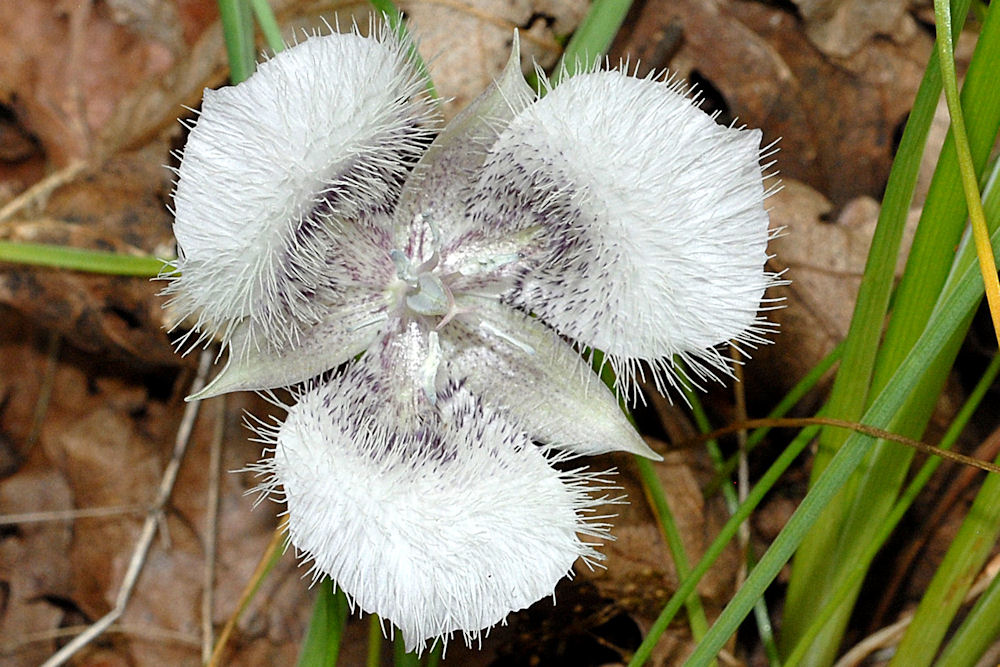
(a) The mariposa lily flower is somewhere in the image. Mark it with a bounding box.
[164,21,778,651]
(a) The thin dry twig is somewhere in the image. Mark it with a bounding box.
[730,346,750,587]
[4,623,200,655]
[0,161,87,224]
[208,516,289,666]
[41,349,213,667]
[834,552,1000,667]
[24,331,60,456]
[685,417,1000,475]
[0,504,145,526]
[202,395,226,663]
[870,424,1000,629]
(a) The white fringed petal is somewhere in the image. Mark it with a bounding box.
[165,27,435,353]
[472,70,775,391]
[444,297,659,460]
[253,345,617,652]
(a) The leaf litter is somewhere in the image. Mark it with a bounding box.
[0,0,990,665]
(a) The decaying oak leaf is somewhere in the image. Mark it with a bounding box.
[576,450,741,664]
[751,179,918,397]
[791,0,912,58]
[403,0,587,117]
[0,467,72,666]
[0,145,179,366]
[613,0,931,205]
[0,1,189,166]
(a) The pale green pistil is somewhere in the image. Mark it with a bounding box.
[407,272,452,317]
[390,249,457,323]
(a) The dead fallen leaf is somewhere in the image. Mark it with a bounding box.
[402,0,586,117]
[0,466,73,667]
[0,1,185,166]
[749,179,918,401]
[791,0,911,58]
[0,144,181,367]
[613,0,931,205]
[576,449,742,663]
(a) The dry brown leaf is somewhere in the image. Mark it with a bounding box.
[0,1,188,166]
[402,0,586,116]
[792,0,912,58]
[0,144,180,366]
[751,179,917,396]
[0,467,73,666]
[614,0,931,205]
[577,450,741,663]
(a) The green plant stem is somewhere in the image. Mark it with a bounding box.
[555,0,633,80]
[783,352,1000,666]
[366,616,382,667]
[628,424,821,667]
[889,452,1000,665]
[296,580,349,667]
[249,0,284,54]
[684,201,1000,666]
[218,0,256,83]
[784,5,1000,654]
[0,241,167,276]
[424,641,443,667]
[936,551,1000,666]
[589,351,713,648]
[684,383,780,664]
[934,0,1000,344]
[393,634,419,666]
[780,0,977,658]
[368,0,437,98]
[635,457,711,646]
[707,341,843,494]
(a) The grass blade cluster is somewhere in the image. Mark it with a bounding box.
[778,2,1000,664]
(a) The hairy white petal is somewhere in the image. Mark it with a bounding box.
[472,70,776,391]
[443,297,660,460]
[252,346,617,651]
[165,27,434,353]
[394,32,534,265]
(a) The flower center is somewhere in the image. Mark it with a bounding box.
[390,249,459,325]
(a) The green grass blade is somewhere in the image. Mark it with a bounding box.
[591,350,714,648]
[684,217,1000,666]
[933,0,1000,341]
[628,424,822,666]
[218,0,257,83]
[366,615,383,667]
[555,0,633,80]
[0,241,167,276]
[683,382,780,662]
[423,641,443,667]
[249,0,284,54]
[936,555,1000,666]
[297,579,349,667]
[635,457,711,645]
[707,342,843,493]
[783,5,1000,658]
[889,48,1000,657]
[367,0,438,98]
[890,455,1000,665]
[780,0,973,655]
[367,0,404,32]
[393,634,419,666]
[874,0,1000,388]
[783,352,1000,666]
